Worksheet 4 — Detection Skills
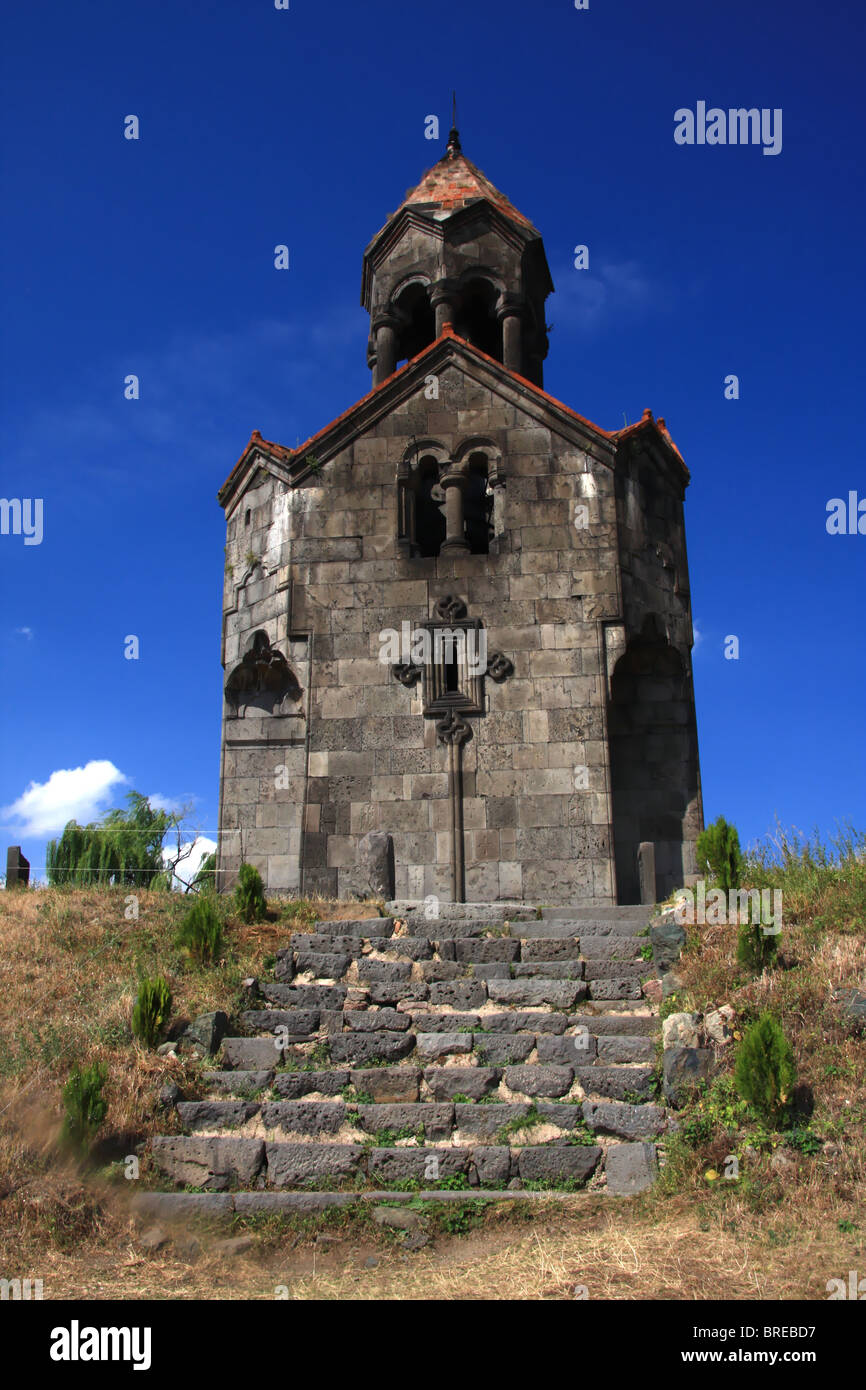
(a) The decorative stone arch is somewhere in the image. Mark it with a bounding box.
[452,268,503,359]
[607,615,701,903]
[389,274,435,364]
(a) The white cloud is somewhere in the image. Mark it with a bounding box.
[164,836,217,892]
[550,259,661,335]
[693,623,703,648]
[1,760,127,837]
[14,627,34,641]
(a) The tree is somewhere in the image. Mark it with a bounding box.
[696,816,743,892]
[46,791,180,887]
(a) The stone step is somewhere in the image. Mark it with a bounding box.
[133,1190,593,1220]
[312,917,395,935]
[388,902,536,923]
[150,1135,606,1190]
[517,920,647,938]
[586,979,644,1001]
[539,906,653,921]
[259,983,347,1009]
[573,1013,657,1036]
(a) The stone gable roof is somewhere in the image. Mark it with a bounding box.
[218,327,687,509]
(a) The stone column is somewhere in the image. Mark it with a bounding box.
[430,278,457,335]
[439,467,468,552]
[497,295,525,373]
[372,316,399,385]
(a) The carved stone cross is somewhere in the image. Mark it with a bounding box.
[391,595,514,901]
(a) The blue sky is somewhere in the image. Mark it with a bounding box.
[1,0,864,880]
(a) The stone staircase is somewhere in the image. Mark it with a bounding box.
[137,902,669,1219]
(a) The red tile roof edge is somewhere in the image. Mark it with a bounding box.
[222,333,685,498]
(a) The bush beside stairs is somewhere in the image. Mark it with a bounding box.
[136,901,671,1219]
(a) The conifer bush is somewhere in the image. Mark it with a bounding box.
[61,1061,108,1150]
[736,917,779,974]
[131,976,172,1047]
[733,1013,796,1125]
[234,862,267,924]
[697,816,743,891]
[176,896,224,965]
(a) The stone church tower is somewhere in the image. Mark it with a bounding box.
[216,127,702,905]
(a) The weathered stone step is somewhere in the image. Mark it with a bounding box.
[581,1100,666,1140]
[539,906,652,921]
[312,917,395,935]
[239,1009,320,1034]
[388,902,536,923]
[586,979,643,1000]
[573,1013,656,1036]
[574,1064,655,1102]
[582,960,645,980]
[133,1189,593,1220]
[259,983,347,1008]
[517,920,647,938]
[150,1136,604,1190]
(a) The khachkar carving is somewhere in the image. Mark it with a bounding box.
[225,630,301,715]
[391,595,514,901]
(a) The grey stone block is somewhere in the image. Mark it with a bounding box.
[470,1146,512,1186]
[516,1145,602,1184]
[574,1065,655,1101]
[356,959,414,983]
[415,1032,472,1059]
[454,938,520,962]
[356,1103,454,1141]
[487,979,586,1009]
[348,1068,421,1102]
[259,1102,346,1135]
[294,952,350,979]
[650,916,686,973]
[329,1031,416,1064]
[596,1035,654,1063]
[605,1142,658,1194]
[663,1046,712,1107]
[221,1037,288,1069]
[202,1070,274,1097]
[343,1008,411,1032]
[239,1009,320,1035]
[266,1142,363,1186]
[536,1032,597,1064]
[428,980,487,1009]
[582,1100,666,1140]
[367,1147,470,1183]
[272,1069,350,1098]
[454,1103,532,1138]
[423,1067,500,1101]
[503,1065,574,1097]
[473,1033,535,1064]
[151,1136,265,1190]
[176,1102,259,1132]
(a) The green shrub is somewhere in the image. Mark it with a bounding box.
[734,1013,796,1125]
[737,917,779,974]
[131,976,172,1047]
[62,1061,108,1150]
[234,862,267,924]
[697,816,743,891]
[176,896,224,964]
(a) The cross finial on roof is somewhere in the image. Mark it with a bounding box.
[446,91,461,155]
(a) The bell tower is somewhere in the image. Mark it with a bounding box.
[361,122,554,387]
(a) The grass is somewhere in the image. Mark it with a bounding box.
[659,823,866,1202]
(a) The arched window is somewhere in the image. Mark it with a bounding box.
[463,453,493,554]
[455,277,499,359]
[393,282,435,364]
[415,456,446,557]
